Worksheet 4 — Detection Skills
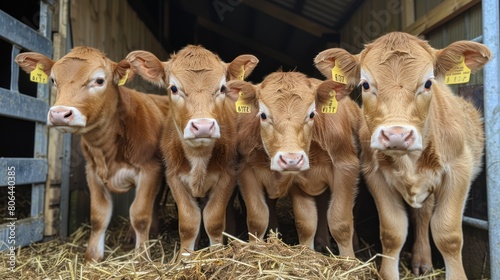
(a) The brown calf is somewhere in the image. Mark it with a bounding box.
[15,47,169,262]
[315,32,491,279]
[126,45,258,255]
[227,71,361,258]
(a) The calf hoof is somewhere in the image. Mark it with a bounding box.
[411,262,433,276]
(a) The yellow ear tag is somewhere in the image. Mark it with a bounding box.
[118,69,130,86]
[30,63,48,84]
[321,91,338,114]
[331,61,347,84]
[237,66,245,81]
[235,92,251,113]
[445,56,470,84]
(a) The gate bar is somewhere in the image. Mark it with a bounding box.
[482,0,500,278]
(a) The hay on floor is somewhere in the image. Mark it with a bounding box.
[1,222,383,279]
[0,216,446,279]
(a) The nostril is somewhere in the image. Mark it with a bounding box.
[64,110,73,118]
[381,129,390,142]
[191,122,198,131]
[405,130,413,141]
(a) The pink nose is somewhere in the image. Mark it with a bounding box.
[278,153,305,171]
[190,119,216,138]
[379,126,416,150]
[49,108,73,126]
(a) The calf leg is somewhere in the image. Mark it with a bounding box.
[314,189,332,252]
[329,167,357,258]
[431,174,469,280]
[239,168,269,241]
[129,167,162,258]
[203,172,235,246]
[410,194,434,276]
[289,185,317,249]
[367,171,408,280]
[169,176,201,256]
[266,196,279,236]
[85,171,112,263]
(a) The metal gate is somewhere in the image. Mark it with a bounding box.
[0,1,53,250]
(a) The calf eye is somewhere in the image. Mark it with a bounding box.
[260,112,267,120]
[96,78,105,85]
[309,112,315,119]
[362,82,370,90]
[170,85,178,93]
[424,80,432,89]
[220,85,227,92]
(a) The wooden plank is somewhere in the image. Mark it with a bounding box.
[197,17,299,67]
[404,0,480,36]
[401,0,415,28]
[241,0,338,37]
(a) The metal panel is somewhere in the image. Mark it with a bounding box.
[482,0,500,278]
[0,217,44,251]
[0,88,49,123]
[0,0,53,250]
[0,158,47,186]
[0,9,52,56]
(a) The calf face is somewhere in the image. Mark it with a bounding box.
[228,72,351,173]
[127,45,258,148]
[16,47,131,133]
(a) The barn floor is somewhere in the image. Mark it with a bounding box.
[0,190,447,279]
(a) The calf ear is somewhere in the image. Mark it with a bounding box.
[316,80,351,107]
[227,55,259,81]
[314,48,360,88]
[126,50,168,88]
[226,80,257,104]
[15,52,54,76]
[113,59,134,85]
[435,41,491,77]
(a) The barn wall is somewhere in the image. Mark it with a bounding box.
[338,0,401,53]
[66,0,169,233]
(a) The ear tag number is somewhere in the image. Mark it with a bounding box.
[235,92,251,113]
[445,56,470,84]
[322,91,338,114]
[331,61,347,84]
[30,63,48,84]
[118,69,130,86]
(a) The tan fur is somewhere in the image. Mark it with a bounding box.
[315,32,491,279]
[15,47,169,263]
[228,71,361,257]
[126,45,258,256]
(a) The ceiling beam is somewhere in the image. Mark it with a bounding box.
[196,17,299,67]
[404,0,480,36]
[241,0,338,37]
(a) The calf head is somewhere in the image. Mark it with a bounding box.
[228,72,351,173]
[127,45,258,148]
[315,32,491,156]
[15,47,132,134]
